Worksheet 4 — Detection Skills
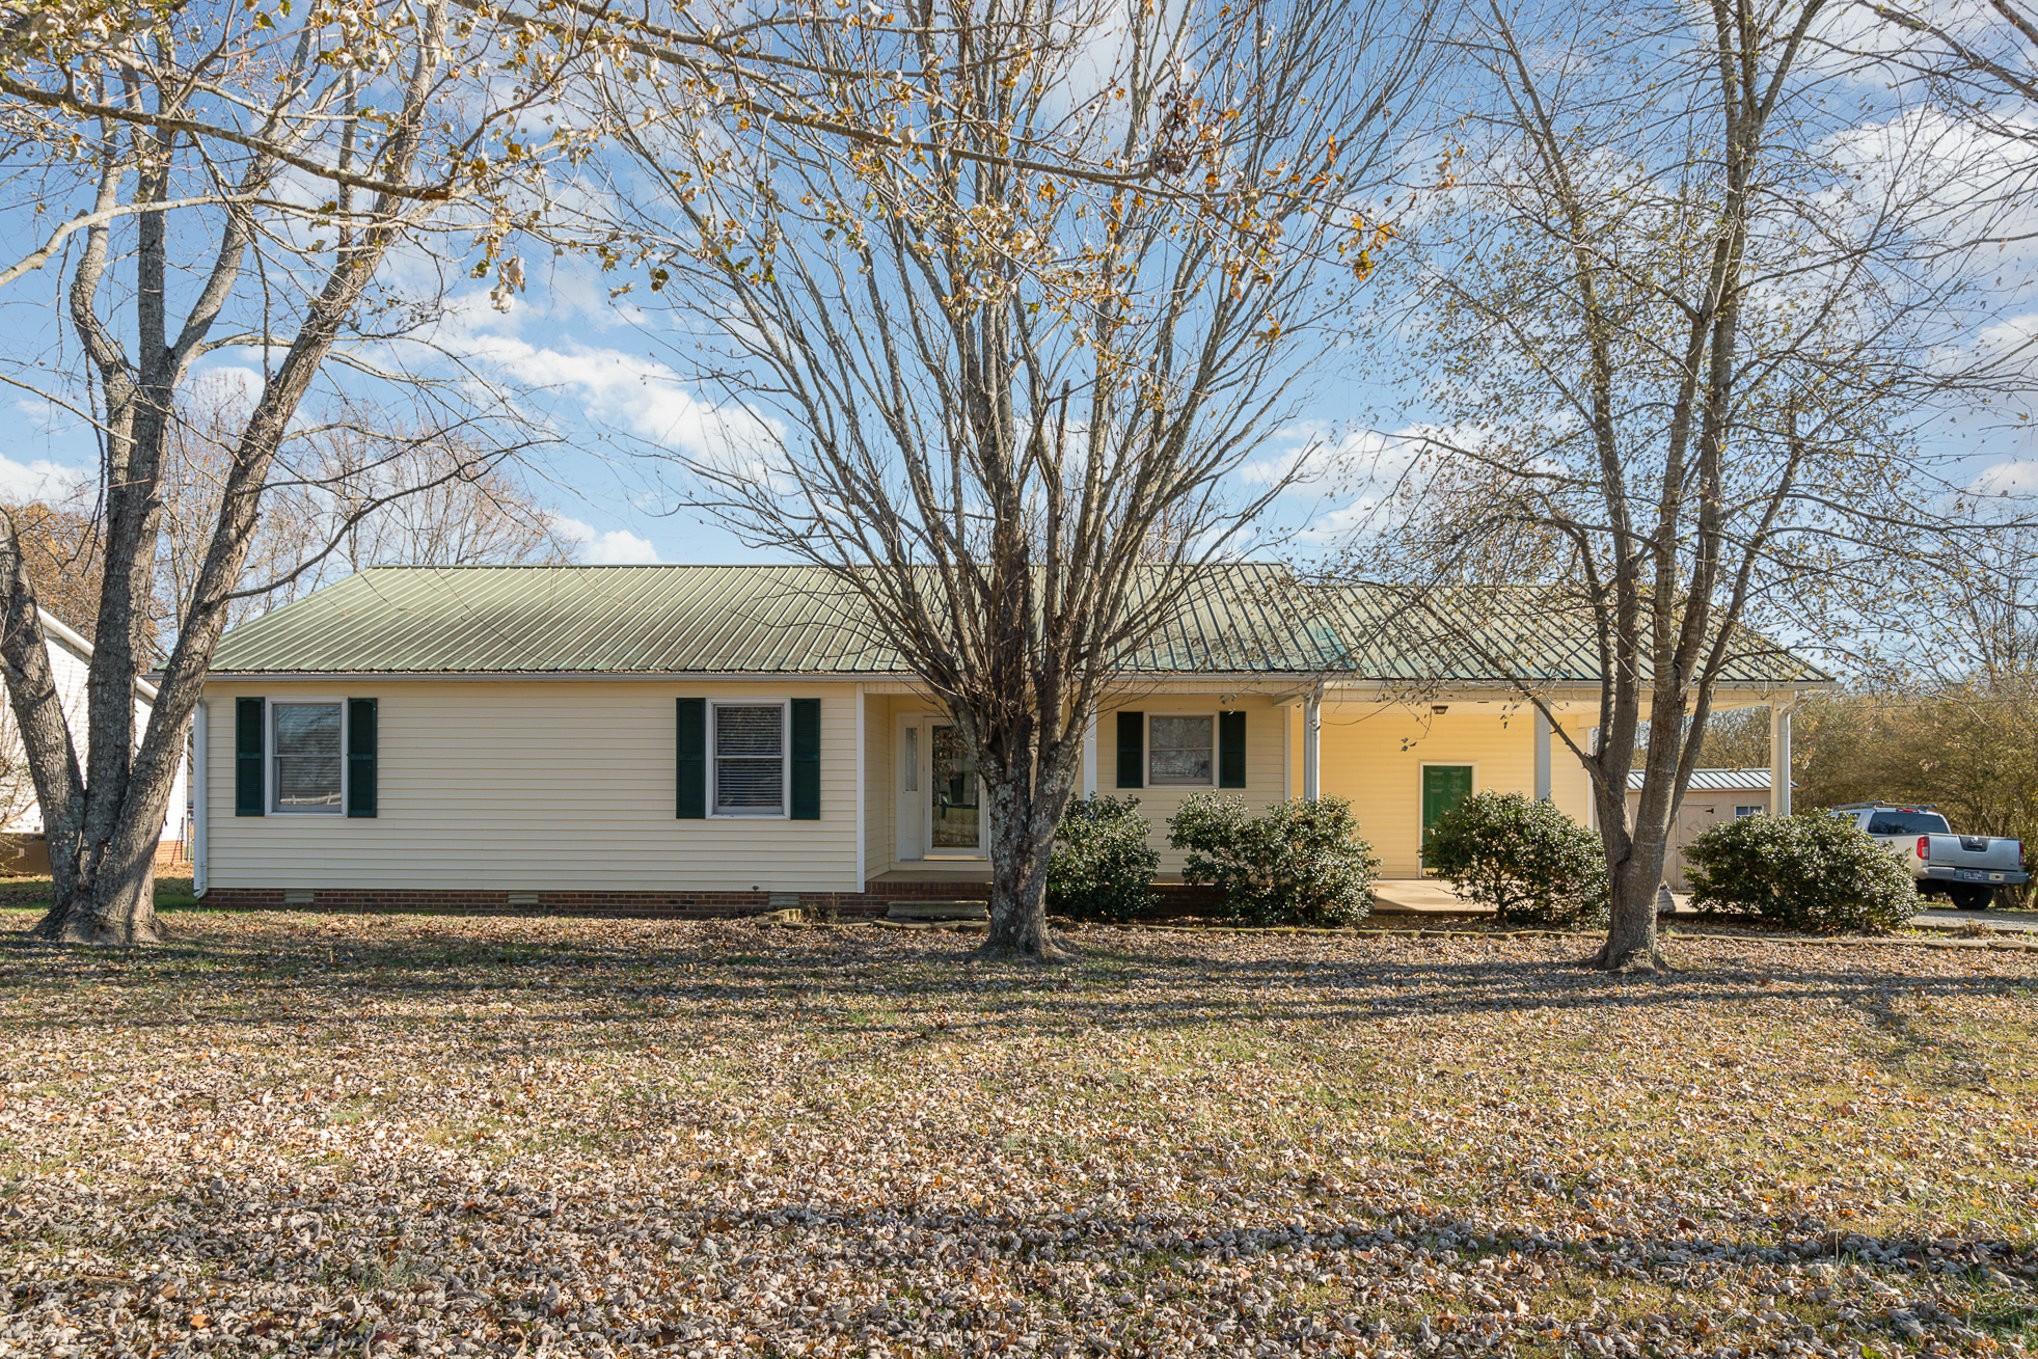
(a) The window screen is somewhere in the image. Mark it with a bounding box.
[272,703,343,812]
[1149,715,1214,786]
[714,703,785,814]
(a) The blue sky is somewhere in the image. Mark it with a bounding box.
[1,3,2033,573]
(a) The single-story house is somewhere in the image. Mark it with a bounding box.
[192,565,1825,911]
[1627,767,1777,890]
[1,609,191,874]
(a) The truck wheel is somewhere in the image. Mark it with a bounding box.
[1947,885,1994,911]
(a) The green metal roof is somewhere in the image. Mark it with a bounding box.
[207,564,1827,685]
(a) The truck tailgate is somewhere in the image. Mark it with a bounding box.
[1922,835,2023,872]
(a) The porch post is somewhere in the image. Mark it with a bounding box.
[1533,706,1552,802]
[1769,699,1793,816]
[1081,712,1098,798]
[1302,688,1321,801]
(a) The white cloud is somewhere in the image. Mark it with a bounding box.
[1969,459,2038,497]
[442,314,781,462]
[190,364,267,405]
[553,516,662,565]
[1241,423,1420,488]
[0,449,89,503]
[1297,495,1391,545]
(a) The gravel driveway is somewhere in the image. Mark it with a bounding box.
[2,911,2033,1356]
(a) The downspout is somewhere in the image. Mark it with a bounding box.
[191,700,208,898]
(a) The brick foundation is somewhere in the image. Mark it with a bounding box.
[197,880,1220,918]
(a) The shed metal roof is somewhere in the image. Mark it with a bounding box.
[1626,768,1775,792]
[207,564,1828,685]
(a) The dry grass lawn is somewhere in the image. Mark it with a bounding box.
[1,910,2034,1357]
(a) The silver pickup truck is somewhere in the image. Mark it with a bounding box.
[1832,804,2028,910]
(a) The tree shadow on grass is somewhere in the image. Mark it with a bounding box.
[2,917,2032,1060]
[4,1163,2032,1353]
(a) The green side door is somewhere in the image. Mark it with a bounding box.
[1420,765,1475,872]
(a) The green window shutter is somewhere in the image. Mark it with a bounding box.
[346,698,378,818]
[1219,710,1247,788]
[235,697,265,817]
[1115,711,1144,788]
[676,698,706,819]
[790,698,822,820]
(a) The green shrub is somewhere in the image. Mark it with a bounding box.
[1425,791,1610,927]
[1684,812,1918,934]
[1047,795,1160,922]
[1167,794,1379,927]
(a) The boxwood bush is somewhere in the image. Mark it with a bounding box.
[1684,811,1918,933]
[1424,790,1610,927]
[1167,794,1379,927]
[1047,795,1159,922]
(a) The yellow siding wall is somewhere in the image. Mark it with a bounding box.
[1299,701,1595,877]
[203,680,863,893]
[1099,694,1290,874]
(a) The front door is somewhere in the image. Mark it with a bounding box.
[1420,765,1474,873]
[928,723,983,854]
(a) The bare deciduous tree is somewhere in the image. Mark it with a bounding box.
[156,381,574,633]
[1864,0,2038,150]
[1359,0,2034,970]
[0,1,594,942]
[585,0,1438,958]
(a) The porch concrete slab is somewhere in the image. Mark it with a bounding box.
[1370,879,1481,915]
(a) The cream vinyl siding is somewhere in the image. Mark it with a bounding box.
[203,680,859,892]
[1101,694,1288,875]
[1300,700,1594,877]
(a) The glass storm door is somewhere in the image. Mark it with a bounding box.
[929,723,982,852]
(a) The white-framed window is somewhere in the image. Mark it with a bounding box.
[711,700,789,817]
[1149,713,1216,786]
[1735,804,1764,819]
[271,701,344,814]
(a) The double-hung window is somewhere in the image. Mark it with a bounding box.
[1148,714,1215,786]
[713,702,788,816]
[271,701,344,813]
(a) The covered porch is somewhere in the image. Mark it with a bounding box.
[858,682,1812,890]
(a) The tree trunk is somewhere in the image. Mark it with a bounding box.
[30,745,181,945]
[1584,755,1675,972]
[978,771,1077,962]
[35,847,160,945]
[1595,851,1667,972]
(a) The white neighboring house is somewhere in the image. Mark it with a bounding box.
[0,610,190,874]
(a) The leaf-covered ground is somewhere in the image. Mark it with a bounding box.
[1,911,2034,1357]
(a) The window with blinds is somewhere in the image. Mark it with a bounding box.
[713,702,787,815]
[272,702,343,812]
[1148,714,1215,786]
